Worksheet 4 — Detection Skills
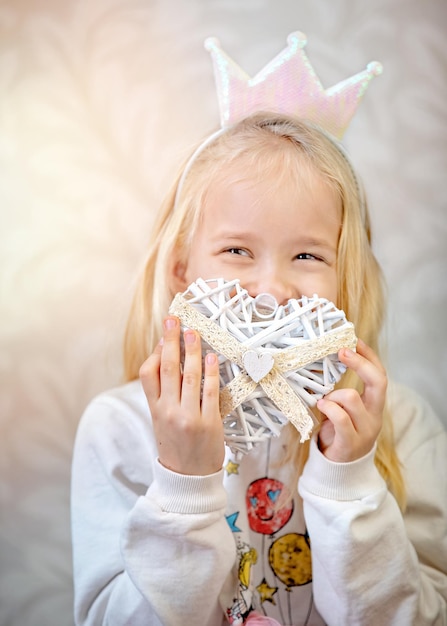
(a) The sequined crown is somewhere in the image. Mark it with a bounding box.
[205,32,382,140]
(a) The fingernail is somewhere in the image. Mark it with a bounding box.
[206,352,217,365]
[184,330,196,344]
[343,348,355,358]
[164,318,176,330]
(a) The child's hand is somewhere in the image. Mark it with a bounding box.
[139,316,225,475]
[316,339,387,463]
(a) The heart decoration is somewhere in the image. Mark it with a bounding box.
[169,278,357,456]
[242,350,275,383]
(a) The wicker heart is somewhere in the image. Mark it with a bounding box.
[169,277,357,456]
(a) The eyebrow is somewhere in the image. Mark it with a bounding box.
[294,236,337,250]
[212,232,337,250]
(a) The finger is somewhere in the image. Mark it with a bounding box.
[317,395,375,462]
[317,396,356,440]
[139,338,163,401]
[338,343,387,413]
[338,346,383,385]
[317,417,335,451]
[356,338,386,373]
[201,352,221,418]
[159,316,182,399]
[180,329,203,408]
[319,388,365,431]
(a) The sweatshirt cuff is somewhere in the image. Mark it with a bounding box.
[150,458,227,514]
[299,437,385,501]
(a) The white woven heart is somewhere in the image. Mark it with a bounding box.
[169,278,357,455]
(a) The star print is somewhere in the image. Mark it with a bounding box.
[257,577,278,605]
[225,459,239,475]
[226,512,241,533]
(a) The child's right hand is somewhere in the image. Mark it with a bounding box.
[139,316,225,476]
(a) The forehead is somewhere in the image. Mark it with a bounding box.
[205,144,337,205]
[199,153,342,237]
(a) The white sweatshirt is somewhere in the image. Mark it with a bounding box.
[71,381,447,625]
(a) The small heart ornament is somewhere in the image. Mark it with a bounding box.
[242,350,274,383]
[169,278,357,455]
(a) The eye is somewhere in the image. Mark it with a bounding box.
[295,252,319,261]
[224,247,250,257]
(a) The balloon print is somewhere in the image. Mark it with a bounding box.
[268,533,312,588]
[246,478,293,535]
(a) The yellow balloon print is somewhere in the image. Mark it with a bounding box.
[268,533,312,588]
[238,547,258,589]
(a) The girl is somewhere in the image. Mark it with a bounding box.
[71,113,447,625]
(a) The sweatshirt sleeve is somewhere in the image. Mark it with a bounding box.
[71,389,235,626]
[298,387,447,625]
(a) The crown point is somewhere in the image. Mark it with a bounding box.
[204,37,220,51]
[367,61,383,76]
[287,31,307,48]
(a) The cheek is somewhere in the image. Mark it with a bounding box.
[322,266,338,304]
[182,249,206,284]
[185,260,220,283]
[300,272,338,305]
[327,277,338,306]
[171,249,214,293]
[185,256,242,285]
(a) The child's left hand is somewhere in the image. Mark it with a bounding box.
[316,339,387,462]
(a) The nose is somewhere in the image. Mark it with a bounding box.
[244,272,297,306]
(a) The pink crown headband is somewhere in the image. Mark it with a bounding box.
[174,31,382,207]
[205,31,382,140]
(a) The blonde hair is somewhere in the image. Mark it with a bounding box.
[123,112,406,509]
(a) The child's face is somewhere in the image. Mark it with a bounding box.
[172,161,341,306]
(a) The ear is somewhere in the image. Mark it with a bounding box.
[168,258,188,295]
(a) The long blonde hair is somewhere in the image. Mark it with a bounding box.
[123,113,406,509]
